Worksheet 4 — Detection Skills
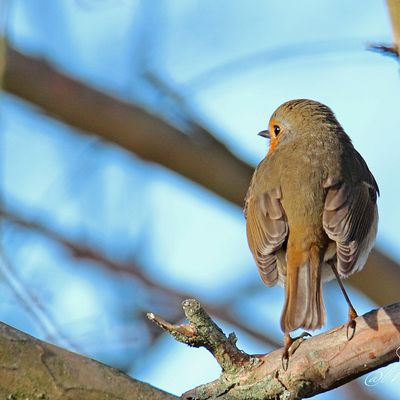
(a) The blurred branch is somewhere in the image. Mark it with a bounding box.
[0,253,80,351]
[2,47,400,307]
[0,321,177,400]
[0,208,280,349]
[143,69,232,147]
[348,250,400,305]
[182,40,363,92]
[150,300,400,400]
[369,0,400,58]
[386,0,400,54]
[3,45,253,207]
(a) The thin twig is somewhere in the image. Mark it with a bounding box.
[148,299,257,375]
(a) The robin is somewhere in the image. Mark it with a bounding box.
[244,99,379,368]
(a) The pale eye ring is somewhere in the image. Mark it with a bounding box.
[273,125,281,135]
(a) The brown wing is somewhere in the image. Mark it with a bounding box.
[245,186,288,286]
[323,151,379,276]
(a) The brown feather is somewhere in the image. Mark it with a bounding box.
[245,99,379,336]
[281,245,325,332]
[245,187,288,287]
[323,180,378,276]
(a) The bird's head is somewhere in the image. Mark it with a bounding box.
[258,99,342,155]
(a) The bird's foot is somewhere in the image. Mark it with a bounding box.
[282,331,311,371]
[346,307,358,340]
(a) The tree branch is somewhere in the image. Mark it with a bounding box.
[149,299,400,400]
[0,209,386,399]
[0,321,177,399]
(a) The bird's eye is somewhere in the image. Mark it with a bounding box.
[273,125,281,136]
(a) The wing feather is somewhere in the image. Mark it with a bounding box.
[323,152,378,276]
[245,187,288,286]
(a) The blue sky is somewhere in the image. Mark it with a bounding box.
[2,1,400,399]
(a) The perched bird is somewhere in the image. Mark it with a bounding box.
[244,99,379,367]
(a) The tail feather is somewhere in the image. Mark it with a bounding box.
[281,246,325,332]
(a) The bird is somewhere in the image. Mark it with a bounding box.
[244,99,379,368]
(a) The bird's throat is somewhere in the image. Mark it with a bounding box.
[267,137,279,156]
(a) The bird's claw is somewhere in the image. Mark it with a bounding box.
[298,331,312,339]
[281,332,311,371]
[346,308,358,340]
[346,318,357,340]
[282,350,289,371]
[288,332,311,355]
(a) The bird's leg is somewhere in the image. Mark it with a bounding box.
[281,331,311,371]
[329,262,358,340]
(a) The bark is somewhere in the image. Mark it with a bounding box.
[0,321,177,400]
[2,45,400,307]
[149,300,400,400]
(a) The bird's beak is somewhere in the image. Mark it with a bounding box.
[258,130,270,139]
